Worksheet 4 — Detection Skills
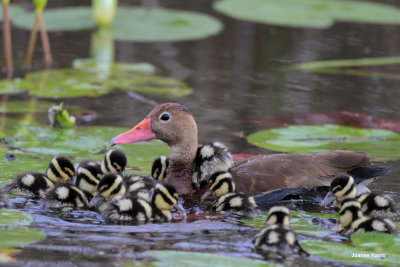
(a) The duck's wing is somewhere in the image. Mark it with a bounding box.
[231,150,373,196]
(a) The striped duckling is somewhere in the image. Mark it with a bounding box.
[101,149,127,175]
[151,156,169,182]
[253,206,304,254]
[102,183,184,223]
[329,174,399,218]
[89,173,127,211]
[207,171,260,217]
[338,199,397,235]
[43,162,103,208]
[1,156,75,197]
[191,142,234,190]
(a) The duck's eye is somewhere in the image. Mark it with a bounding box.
[160,112,171,122]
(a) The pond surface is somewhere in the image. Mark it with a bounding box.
[1,0,400,266]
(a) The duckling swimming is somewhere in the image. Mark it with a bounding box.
[192,142,234,190]
[101,149,127,174]
[89,173,127,211]
[204,171,259,217]
[1,156,75,197]
[253,206,304,254]
[102,183,184,223]
[43,185,89,208]
[338,199,397,235]
[74,162,103,200]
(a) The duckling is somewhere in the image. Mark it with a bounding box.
[89,173,127,211]
[205,171,259,217]
[124,174,158,195]
[43,185,89,208]
[101,149,127,174]
[102,183,184,223]
[151,156,169,182]
[326,174,399,219]
[192,142,234,190]
[338,199,397,235]
[1,156,75,197]
[357,193,400,218]
[253,206,304,254]
[74,162,103,200]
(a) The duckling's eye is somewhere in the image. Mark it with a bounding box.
[160,112,171,122]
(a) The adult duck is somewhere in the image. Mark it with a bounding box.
[110,103,388,199]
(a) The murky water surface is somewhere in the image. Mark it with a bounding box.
[1,0,400,266]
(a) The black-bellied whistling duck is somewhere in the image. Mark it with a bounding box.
[109,103,389,199]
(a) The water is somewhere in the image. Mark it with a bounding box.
[2,0,400,266]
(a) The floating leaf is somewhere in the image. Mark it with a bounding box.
[9,6,223,41]
[145,250,275,267]
[0,227,45,250]
[214,0,400,29]
[73,59,156,75]
[300,232,400,266]
[242,210,336,237]
[247,124,400,161]
[0,78,28,95]
[0,100,52,114]
[0,209,33,227]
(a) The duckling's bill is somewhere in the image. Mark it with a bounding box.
[89,192,105,207]
[320,191,336,206]
[110,118,156,145]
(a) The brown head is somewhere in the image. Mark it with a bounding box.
[110,103,199,195]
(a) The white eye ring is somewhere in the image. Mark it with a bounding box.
[159,112,171,123]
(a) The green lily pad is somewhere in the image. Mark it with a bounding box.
[9,6,223,42]
[145,250,274,267]
[0,100,52,114]
[291,56,400,80]
[214,0,400,29]
[0,5,26,21]
[247,124,400,161]
[0,227,45,250]
[0,209,33,227]
[242,210,337,237]
[0,78,28,95]
[73,59,156,75]
[300,232,400,266]
[0,62,192,98]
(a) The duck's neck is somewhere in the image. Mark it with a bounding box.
[164,139,198,196]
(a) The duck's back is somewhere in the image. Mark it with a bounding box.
[231,150,372,196]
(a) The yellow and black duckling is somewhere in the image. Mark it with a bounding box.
[1,156,75,197]
[74,162,103,200]
[101,149,127,175]
[89,173,127,211]
[208,171,260,217]
[253,206,304,255]
[338,199,397,235]
[326,174,399,219]
[191,142,234,190]
[151,156,169,182]
[102,183,184,223]
[43,184,89,208]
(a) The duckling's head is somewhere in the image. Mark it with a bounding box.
[101,149,127,174]
[89,173,126,208]
[206,171,235,198]
[265,206,290,227]
[330,174,356,201]
[75,163,103,196]
[338,198,363,231]
[46,156,75,184]
[151,156,169,182]
[153,183,181,211]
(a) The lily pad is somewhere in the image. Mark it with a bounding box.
[73,59,156,75]
[145,250,274,267]
[0,209,33,227]
[0,100,53,114]
[1,62,193,98]
[0,227,45,250]
[0,78,29,95]
[247,124,400,161]
[242,210,337,237]
[9,6,223,42]
[214,0,400,29]
[300,232,400,266]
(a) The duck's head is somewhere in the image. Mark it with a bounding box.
[201,171,235,199]
[101,149,127,174]
[75,163,103,196]
[89,173,126,208]
[46,156,75,184]
[110,103,198,195]
[152,183,185,213]
[151,156,169,182]
[265,206,290,227]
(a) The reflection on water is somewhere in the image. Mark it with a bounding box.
[2,0,400,266]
